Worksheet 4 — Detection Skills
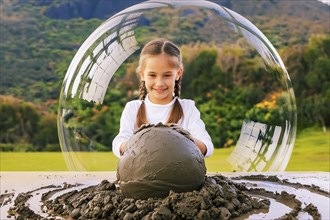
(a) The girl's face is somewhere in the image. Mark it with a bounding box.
[140,54,183,104]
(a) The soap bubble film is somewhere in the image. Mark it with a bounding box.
[58,0,296,171]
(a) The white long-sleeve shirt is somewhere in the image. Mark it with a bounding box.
[112,95,214,158]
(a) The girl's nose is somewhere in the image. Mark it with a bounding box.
[155,77,165,85]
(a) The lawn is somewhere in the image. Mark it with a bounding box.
[1,127,328,172]
[285,127,329,171]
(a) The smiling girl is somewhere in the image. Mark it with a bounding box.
[112,39,214,158]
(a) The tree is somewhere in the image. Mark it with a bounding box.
[33,113,59,151]
[302,35,330,131]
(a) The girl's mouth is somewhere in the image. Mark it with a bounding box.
[153,88,167,93]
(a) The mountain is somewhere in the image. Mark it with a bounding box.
[0,0,329,102]
[43,0,330,21]
[44,0,144,19]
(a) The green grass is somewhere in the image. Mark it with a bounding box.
[1,127,329,172]
[205,148,233,172]
[0,152,69,171]
[286,127,329,171]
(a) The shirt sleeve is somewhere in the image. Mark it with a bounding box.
[186,101,214,157]
[112,102,137,158]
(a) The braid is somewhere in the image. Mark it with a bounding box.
[168,77,183,124]
[167,98,183,124]
[174,78,182,98]
[139,80,147,100]
[136,80,148,128]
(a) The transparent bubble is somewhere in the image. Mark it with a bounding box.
[58,0,296,171]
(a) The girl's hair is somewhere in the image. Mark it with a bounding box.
[136,39,184,128]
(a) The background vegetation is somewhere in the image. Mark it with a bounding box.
[1,127,328,171]
[0,1,329,158]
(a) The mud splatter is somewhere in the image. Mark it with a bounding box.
[2,174,329,220]
[6,176,269,219]
[303,203,321,220]
[0,192,14,207]
[234,174,330,196]
[231,174,329,219]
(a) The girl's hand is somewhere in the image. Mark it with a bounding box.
[135,123,154,133]
[119,141,128,155]
[191,137,207,156]
[167,123,194,143]
[168,123,207,156]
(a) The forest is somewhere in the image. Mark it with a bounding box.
[0,0,329,152]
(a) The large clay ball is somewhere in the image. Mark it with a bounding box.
[117,124,206,199]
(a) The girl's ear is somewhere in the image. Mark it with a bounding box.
[176,68,183,80]
[139,70,145,80]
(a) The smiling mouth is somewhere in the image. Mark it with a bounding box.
[153,88,167,93]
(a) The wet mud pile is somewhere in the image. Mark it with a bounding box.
[117,123,207,199]
[3,174,329,219]
[5,175,269,220]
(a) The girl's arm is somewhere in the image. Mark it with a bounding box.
[112,102,137,158]
[192,137,207,156]
[186,101,214,157]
